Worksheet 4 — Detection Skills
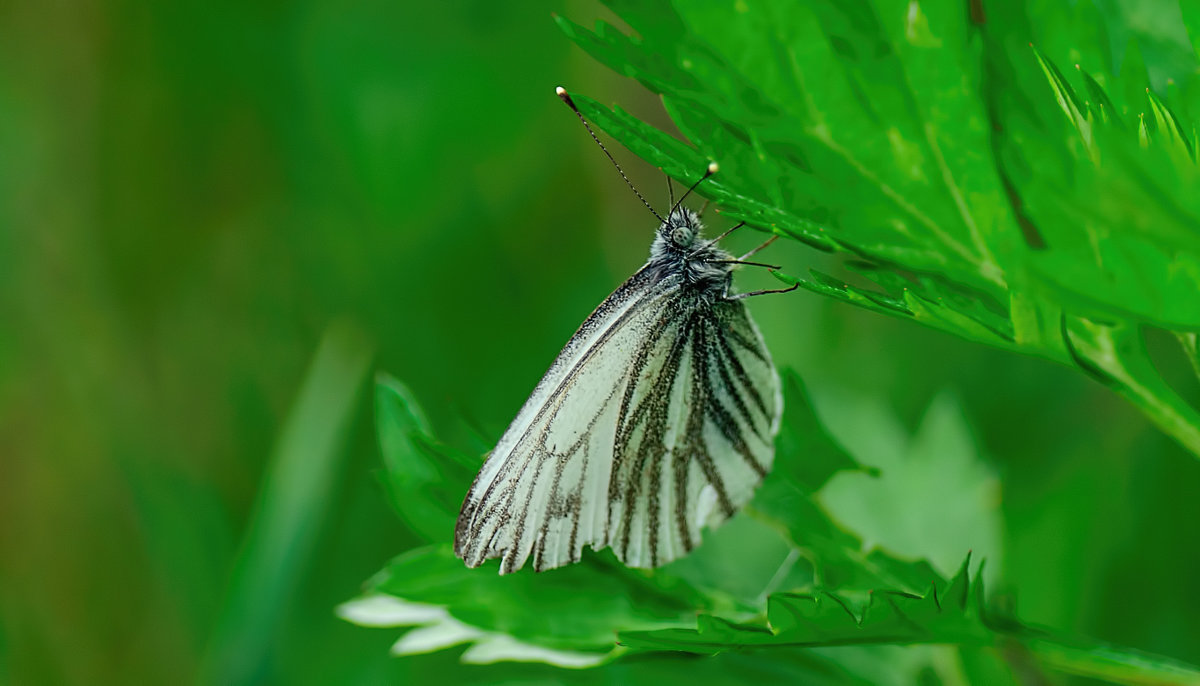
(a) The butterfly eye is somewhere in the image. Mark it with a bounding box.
[671,226,693,246]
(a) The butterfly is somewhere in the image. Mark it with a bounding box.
[454,87,795,574]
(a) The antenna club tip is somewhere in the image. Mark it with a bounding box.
[707,161,719,174]
[555,86,579,111]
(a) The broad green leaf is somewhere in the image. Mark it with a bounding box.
[1010,48,1200,328]
[558,0,1200,461]
[558,1,1008,293]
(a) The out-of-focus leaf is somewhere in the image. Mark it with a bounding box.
[819,392,1003,581]
[1022,636,1200,686]
[754,379,1004,597]
[751,382,948,595]
[769,370,867,493]
[397,648,881,686]
[204,322,374,685]
[375,373,477,541]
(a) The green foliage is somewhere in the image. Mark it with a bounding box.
[817,392,1002,581]
[205,323,375,684]
[351,374,1200,684]
[556,0,1200,458]
[750,373,953,594]
[355,378,733,658]
[10,0,1200,684]
[342,1,1200,684]
[374,374,477,542]
[618,556,992,652]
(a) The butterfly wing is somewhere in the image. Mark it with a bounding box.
[455,266,676,574]
[455,271,781,574]
[605,295,781,568]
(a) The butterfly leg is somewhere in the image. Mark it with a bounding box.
[727,282,799,300]
[705,258,782,270]
[690,222,745,257]
[739,235,778,260]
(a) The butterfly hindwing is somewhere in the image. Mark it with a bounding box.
[607,296,780,568]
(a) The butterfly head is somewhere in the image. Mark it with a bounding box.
[656,208,703,253]
[648,208,735,295]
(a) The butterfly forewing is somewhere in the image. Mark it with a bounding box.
[454,267,676,573]
[454,263,781,574]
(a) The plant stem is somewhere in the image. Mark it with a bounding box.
[1025,638,1200,686]
[1064,318,1200,460]
[1175,332,1200,383]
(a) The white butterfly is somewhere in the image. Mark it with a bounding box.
[454,88,793,574]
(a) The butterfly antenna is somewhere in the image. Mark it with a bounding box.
[668,161,719,220]
[557,86,665,224]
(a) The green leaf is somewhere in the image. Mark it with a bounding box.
[617,558,1200,686]
[819,392,1003,582]
[618,556,990,652]
[771,269,912,320]
[205,322,374,685]
[1011,48,1200,328]
[557,0,1200,461]
[368,544,704,653]
[559,1,1008,293]
[1022,636,1200,686]
[375,373,477,541]
[357,376,1200,684]
[752,383,949,595]
[769,370,867,493]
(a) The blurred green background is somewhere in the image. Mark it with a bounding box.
[2,0,1199,684]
